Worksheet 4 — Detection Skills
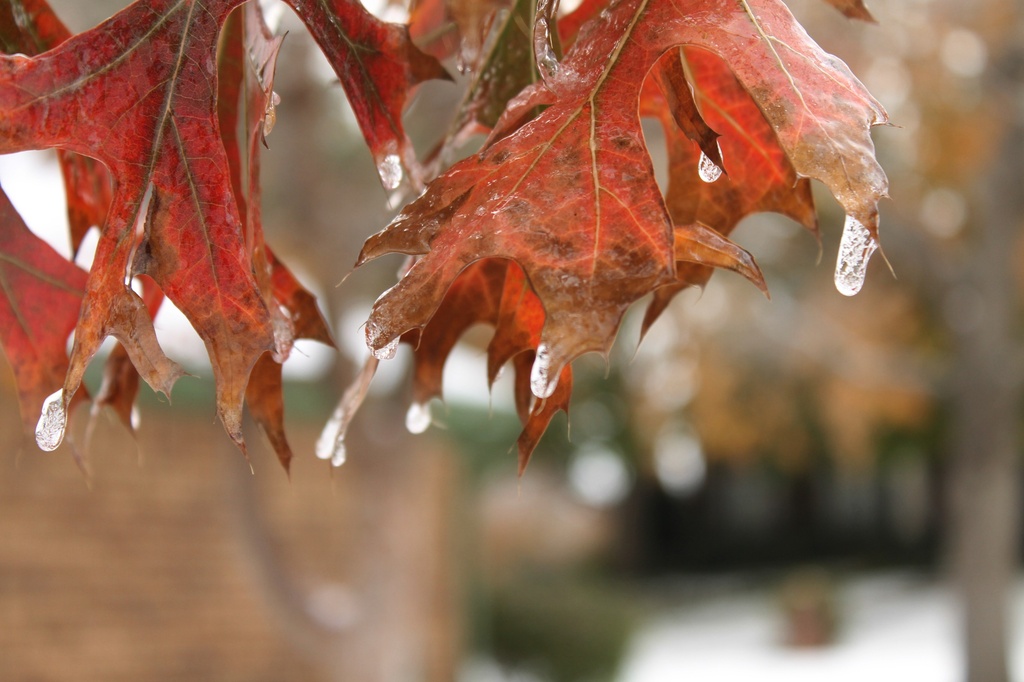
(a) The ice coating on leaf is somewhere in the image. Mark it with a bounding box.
[530,343,560,399]
[537,47,561,81]
[698,149,723,183]
[371,335,400,360]
[316,356,378,467]
[378,153,403,190]
[834,215,879,296]
[35,389,66,452]
[533,0,561,84]
[262,90,280,137]
[357,0,888,417]
[405,401,432,434]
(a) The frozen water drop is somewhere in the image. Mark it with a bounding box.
[538,49,560,80]
[316,407,343,462]
[35,389,67,452]
[331,441,347,467]
[698,150,723,183]
[834,215,879,296]
[315,424,347,465]
[535,15,561,81]
[371,336,399,361]
[405,402,432,434]
[530,344,559,399]
[378,154,403,190]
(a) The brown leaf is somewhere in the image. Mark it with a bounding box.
[88,275,164,437]
[89,344,139,435]
[673,222,767,296]
[821,0,875,22]
[648,49,722,170]
[245,351,293,472]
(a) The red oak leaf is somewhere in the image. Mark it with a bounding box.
[641,46,819,333]
[406,258,506,408]
[293,0,450,189]
[487,261,542,387]
[0,0,66,50]
[556,0,607,47]
[0,186,86,434]
[489,261,572,473]
[0,0,427,455]
[268,250,334,347]
[405,257,572,470]
[0,0,272,452]
[0,0,112,255]
[357,0,886,406]
[644,50,722,172]
[219,3,334,470]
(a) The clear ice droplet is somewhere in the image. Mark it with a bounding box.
[834,215,879,296]
[330,441,347,467]
[371,336,399,361]
[405,402,432,434]
[378,154,403,190]
[35,389,67,452]
[530,344,559,399]
[698,150,723,183]
[316,407,343,464]
[536,16,561,81]
[538,49,560,80]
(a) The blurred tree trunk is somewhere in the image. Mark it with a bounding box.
[947,33,1024,682]
[228,422,462,682]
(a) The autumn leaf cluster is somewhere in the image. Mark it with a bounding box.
[0,0,887,472]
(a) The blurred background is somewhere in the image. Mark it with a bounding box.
[1,0,1023,680]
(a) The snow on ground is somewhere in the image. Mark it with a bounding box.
[619,572,1024,682]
